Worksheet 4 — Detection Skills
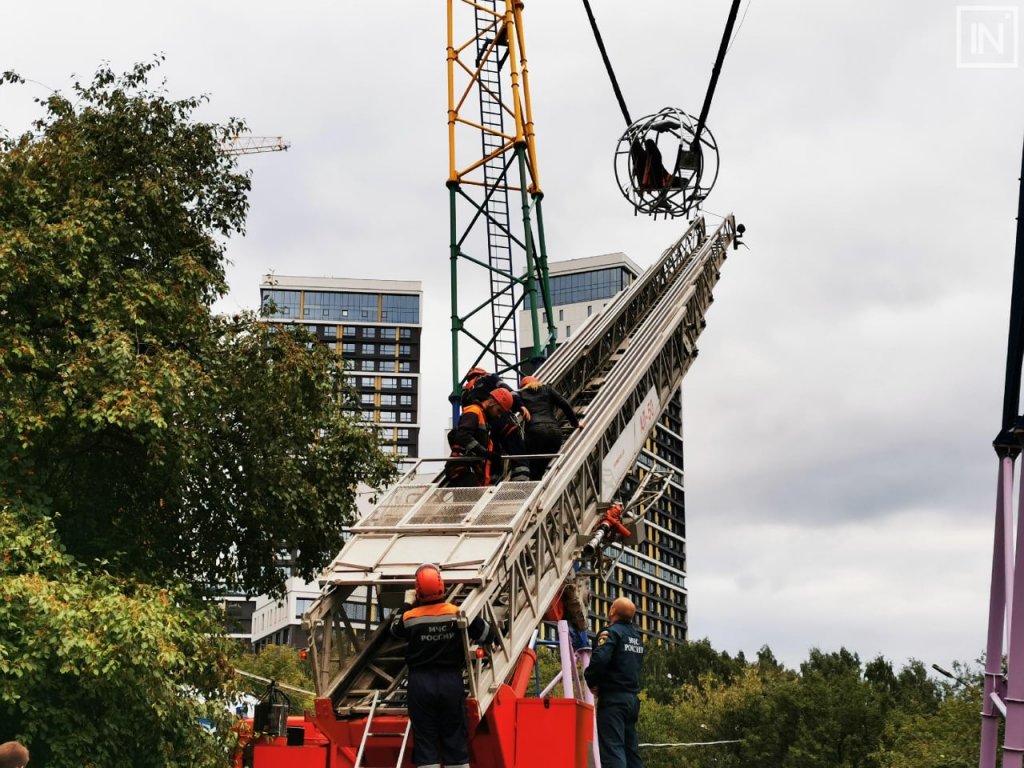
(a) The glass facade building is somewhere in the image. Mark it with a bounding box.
[259,276,422,459]
[525,266,633,309]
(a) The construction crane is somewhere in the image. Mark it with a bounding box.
[221,135,291,156]
[446,0,557,414]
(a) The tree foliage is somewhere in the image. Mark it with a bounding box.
[637,640,981,768]
[0,59,397,766]
[0,505,235,767]
[231,643,317,716]
[0,58,396,594]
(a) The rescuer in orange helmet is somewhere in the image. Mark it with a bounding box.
[445,387,529,486]
[518,375,582,480]
[391,564,496,768]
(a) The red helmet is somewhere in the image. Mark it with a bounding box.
[520,376,540,388]
[489,388,514,413]
[415,564,445,603]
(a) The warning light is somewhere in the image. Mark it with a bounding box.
[299,649,309,660]
[475,648,486,659]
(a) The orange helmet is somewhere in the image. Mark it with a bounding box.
[489,388,514,413]
[520,376,540,388]
[465,367,489,385]
[415,564,445,603]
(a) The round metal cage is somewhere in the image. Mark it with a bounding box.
[613,107,720,219]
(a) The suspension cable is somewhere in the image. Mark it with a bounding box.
[690,0,744,151]
[581,0,632,127]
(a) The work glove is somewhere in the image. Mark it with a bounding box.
[465,440,500,462]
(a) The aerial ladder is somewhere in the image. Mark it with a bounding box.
[295,213,739,768]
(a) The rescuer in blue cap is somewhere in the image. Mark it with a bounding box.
[584,596,645,768]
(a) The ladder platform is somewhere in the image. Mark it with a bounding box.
[322,479,541,588]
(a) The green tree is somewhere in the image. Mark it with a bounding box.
[0,59,396,594]
[643,637,746,704]
[0,60,397,766]
[231,644,316,715]
[0,507,235,767]
[873,665,982,768]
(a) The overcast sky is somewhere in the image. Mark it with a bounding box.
[4,0,1023,670]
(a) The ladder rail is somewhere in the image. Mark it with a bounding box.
[458,217,736,712]
[537,217,710,398]
[353,690,380,768]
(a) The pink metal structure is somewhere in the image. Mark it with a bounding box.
[981,138,1024,768]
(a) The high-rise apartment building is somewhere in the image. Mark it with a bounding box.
[260,275,423,459]
[233,276,422,650]
[518,253,689,643]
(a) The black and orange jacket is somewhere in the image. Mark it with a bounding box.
[448,403,490,457]
[390,600,494,670]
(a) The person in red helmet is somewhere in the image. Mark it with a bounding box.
[391,564,496,768]
[518,375,582,480]
[445,387,529,486]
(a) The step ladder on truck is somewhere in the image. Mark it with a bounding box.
[245,215,740,768]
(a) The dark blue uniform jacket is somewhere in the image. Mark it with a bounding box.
[584,620,645,697]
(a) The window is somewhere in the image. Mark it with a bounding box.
[361,344,375,355]
[360,377,376,388]
[398,362,411,372]
[399,345,412,356]
[379,360,396,372]
[400,328,412,339]
[361,394,375,406]
[260,289,300,319]
[295,597,316,619]
[399,412,413,423]
[360,360,375,371]
[396,445,410,456]
[380,328,397,340]
[380,394,397,406]
[381,294,420,324]
[397,429,410,440]
[381,378,398,390]
[566,325,571,337]
[343,326,356,337]
[400,378,413,389]
[380,411,397,423]
[307,324,318,334]
[342,343,356,354]
[379,344,395,356]
[559,309,564,321]
[587,305,592,316]
[326,342,336,351]
[361,327,377,338]
[399,395,412,406]
[300,290,378,322]
[527,267,631,308]
[324,326,337,338]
